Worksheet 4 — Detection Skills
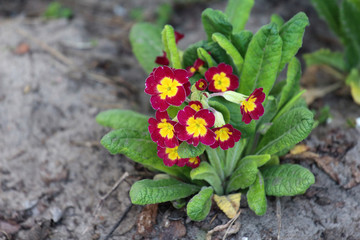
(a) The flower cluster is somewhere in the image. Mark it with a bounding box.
[145,62,265,168]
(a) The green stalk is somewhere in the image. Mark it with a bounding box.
[206,147,225,182]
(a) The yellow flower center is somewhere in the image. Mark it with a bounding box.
[157,77,181,100]
[186,117,207,137]
[188,157,199,164]
[198,82,204,88]
[213,72,230,92]
[214,127,232,142]
[190,67,196,73]
[190,103,201,111]
[158,119,174,139]
[241,96,257,113]
[165,146,180,161]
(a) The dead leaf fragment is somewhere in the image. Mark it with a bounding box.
[136,204,158,236]
[290,144,309,155]
[213,193,241,219]
[0,220,20,235]
[14,43,30,55]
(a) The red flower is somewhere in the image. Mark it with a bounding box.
[186,156,201,168]
[210,124,241,150]
[240,88,265,124]
[205,63,239,92]
[148,111,178,148]
[157,145,188,167]
[188,101,203,112]
[195,79,208,91]
[186,59,205,77]
[175,106,216,147]
[155,51,169,66]
[145,66,190,111]
[174,31,184,43]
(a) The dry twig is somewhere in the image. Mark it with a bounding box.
[276,197,282,240]
[206,210,241,240]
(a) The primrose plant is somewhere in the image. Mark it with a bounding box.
[305,0,360,104]
[97,0,315,220]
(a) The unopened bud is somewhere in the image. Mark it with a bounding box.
[213,110,225,128]
[222,91,247,104]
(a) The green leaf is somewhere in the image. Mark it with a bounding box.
[225,0,254,33]
[340,0,360,62]
[201,8,233,41]
[256,96,277,129]
[183,41,206,68]
[197,47,217,68]
[224,138,246,177]
[255,107,314,155]
[212,32,244,73]
[162,25,182,69]
[187,187,213,221]
[96,110,149,131]
[261,164,315,196]
[101,129,190,180]
[271,14,284,29]
[190,162,223,195]
[273,89,306,122]
[303,49,347,72]
[226,156,258,193]
[278,12,309,71]
[231,30,253,58]
[208,100,230,124]
[130,23,163,74]
[247,172,267,216]
[178,142,206,158]
[278,57,301,110]
[346,68,360,105]
[130,178,200,205]
[206,147,225,181]
[310,0,342,38]
[167,103,186,119]
[239,23,283,96]
[236,154,271,168]
[203,42,233,66]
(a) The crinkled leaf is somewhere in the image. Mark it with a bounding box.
[310,0,342,38]
[183,40,206,68]
[203,42,233,66]
[96,109,149,131]
[273,90,306,122]
[226,156,258,193]
[271,14,284,29]
[303,49,346,72]
[130,178,200,205]
[340,0,360,63]
[167,103,186,119]
[239,23,283,96]
[212,32,243,73]
[178,141,206,158]
[197,47,217,68]
[162,24,182,69]
[261,164,315,196]
[208,100,230,124]
[278,57,301,110]
[225,0,254,33]
[256,96,277,129]
[346,68,360,105]
[206,147,225,181]
[255,107,314,155]
[247,172,267,216]
[190,162,223,195]
[130,23,162,74]
[201,8,233,41]
[231,30,253,58]
[101,129,190,180]
[278,12,309,71]
[236,154,271,169]
[187,187,213,221]
[213,193,241,219]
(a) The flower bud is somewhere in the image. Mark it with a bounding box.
[222,91,247,104]
[213,110,226,128]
